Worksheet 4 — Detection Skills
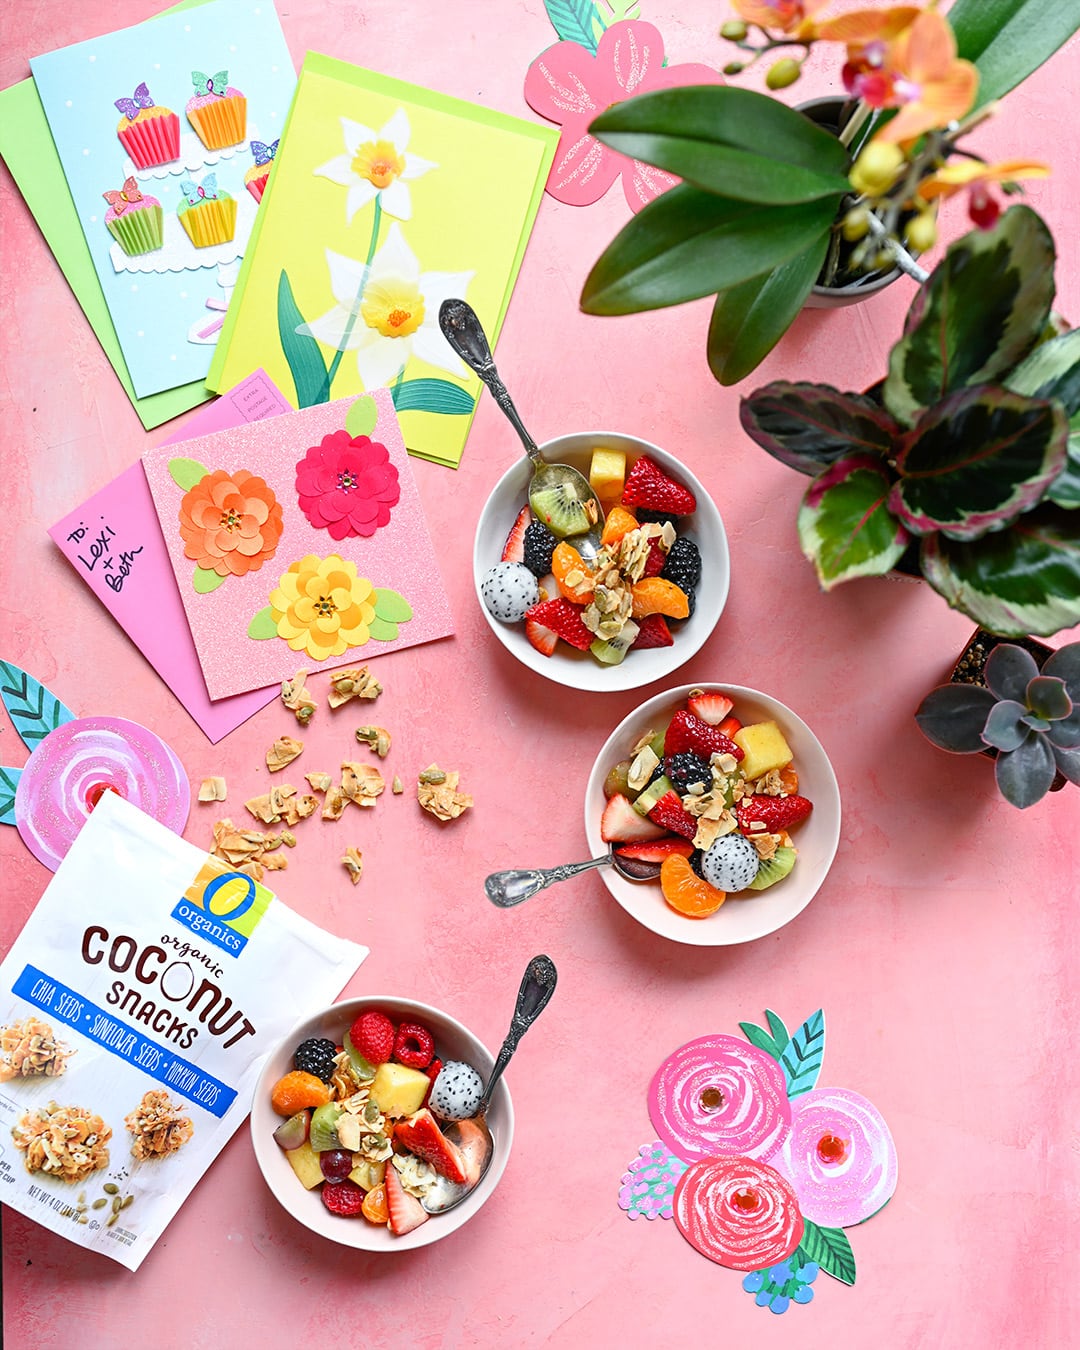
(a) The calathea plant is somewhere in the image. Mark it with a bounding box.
[738,205,1080,639]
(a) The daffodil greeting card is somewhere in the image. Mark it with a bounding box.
[207,53,559,468]
[141,389,454,700]
[29,0,296,399]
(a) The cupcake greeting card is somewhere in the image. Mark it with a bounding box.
[29,1,295,399]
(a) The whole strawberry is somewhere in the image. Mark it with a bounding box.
[736,794,813,834]
[664,710,743,762]
[621,456,697,515]
[349,1010,395,1065]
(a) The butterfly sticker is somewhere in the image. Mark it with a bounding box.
[191,70,229,98]
[114,81,154,121]
[250,139,279,167]
[101,177,144,214]
[180,173,219,205]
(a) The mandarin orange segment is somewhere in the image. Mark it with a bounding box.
[270,1070,332,1117]
[361,1182,390,1224]
[551,541,595,601]
[778,765,799,794]
[600,505,638,546]
[630,577,690,620]
[660,854,726,917]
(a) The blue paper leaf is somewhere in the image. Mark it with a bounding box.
[779,1009,825,1097]
[544,0,601,50]
[278,269,329,408]
[391,378,476,416]
[796,1219,856,1286]
[0,661,76,748]
[0,764,22,825]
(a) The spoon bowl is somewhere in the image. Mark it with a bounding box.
[485,851,659,908]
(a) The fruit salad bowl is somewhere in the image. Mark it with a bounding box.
[584,684,841,946]
[474,432,730,692]
[251,996,514,1251]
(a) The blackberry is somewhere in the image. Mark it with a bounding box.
[637,508,683,529]
[661,537,702,595]
[689,850,707,879]
[666,752,712,793]
[647,760,668,787]
[522,521,557,577]
[293,1036,337,1083]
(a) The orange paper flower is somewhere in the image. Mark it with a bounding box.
[179,469,284,578]
[268,554,377,661]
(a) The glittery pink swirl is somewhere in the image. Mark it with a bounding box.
[648,1034,792,1164]
[772,1087,898,1227]
[674,1155,803,1270]
[14,717,190,872]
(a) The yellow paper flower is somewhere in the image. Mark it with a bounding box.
[269,554,377,661]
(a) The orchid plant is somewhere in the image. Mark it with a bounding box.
[579,0,1080,384]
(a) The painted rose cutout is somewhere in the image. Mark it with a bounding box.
[295,429,400,539]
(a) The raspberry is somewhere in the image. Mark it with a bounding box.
[293,1037,337,1083]
[522,521,557,577]
[321,1178,366,1217]
[394,1020,435,1069]
[349,1010,395,1065]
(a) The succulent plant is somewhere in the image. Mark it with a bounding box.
[915,641,1080,808]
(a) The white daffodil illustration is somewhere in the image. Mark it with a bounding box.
[314,109,436,222]
[299,223,475,390]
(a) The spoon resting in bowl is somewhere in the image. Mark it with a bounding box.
[485,852,661,908]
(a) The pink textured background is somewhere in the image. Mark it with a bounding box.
[2,2,1078,1347]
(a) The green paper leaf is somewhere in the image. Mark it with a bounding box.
[168,457,210,491]
[278,269,330,409]
[368,616,399,642]
[345,395,378,437]
[740,381,900,476]
[765,1010,790,1049]
[193,566,227,594]
[0,764,22,825]
[247,607,278,639]
[797,1218,856,1285]
[738,1021,783,1061]
[391,378,476,415]
[543,0,600,50]
[949,0,1080,110]
[373,589,413,623]
[0,660,76,748]
[798,456,911,589]
[779,1008,825,1097]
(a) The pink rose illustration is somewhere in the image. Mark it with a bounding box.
[295,431,401,540]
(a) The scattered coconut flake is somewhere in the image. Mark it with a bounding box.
[392,775,403,795]
[305,771,333,793]
[281,669,316,725]
[355,726,392,758]
[197,776,227,803]
[322,786,348,821]
[266,736,304,772]
[328,666,381,709]
[417,764,473,821]
[342,761,384,807]
[342,847,363,885]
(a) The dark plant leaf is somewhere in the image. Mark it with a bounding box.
[885,207,1055,426]
[740,382,899,475]
[277,269,329,408]
[1005,328,1080,413]
[1042,644,1080,703]
[982,700,1029,751]
[995,732,1056,807]
[915,684,997,753]
[797,1218,856,1285]
[779,1009,825,1097]
[391,378,476,415]
[798,455,911,588]
[580,186,836,315]
[890,386,1068,539]
[1026,676,1071,721]
[543,0,599,51]
[984,642,1040,700]
[948,0,1080,109]
[1052,743,1080,783]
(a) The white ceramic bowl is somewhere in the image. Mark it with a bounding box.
[473,432,730,691]
[584,684,841,946]
[251,996,514,1251]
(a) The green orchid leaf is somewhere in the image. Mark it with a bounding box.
[797,1219,856,1285]
[367,616,398,641]
[0,765,22,825]
[920,503,1080,637]
[708,235,830,387]
[247,607,278,639]
[543,0,599,51]
[278,269,330,409]
[737,1021,783,1061]
[391,378,476,415]
[885,207,1055,426]
[779,1008,825,1097]
[890,386,1068,539]
[581,186,837,315]
[193,566,227,594]
[915,684,997,753]
[168,457,210,491]
[948,0,1080,109]
[345,395,378,437]
[590,87,851,204]
[0,660,76,748]
[373,589,413,623]
[798,455,911,588]
[740,380,900,476]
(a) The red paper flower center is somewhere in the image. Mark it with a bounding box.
[85,782,121,812]
[816,1132,849,1165]
[730,1186,761,1214]
[699,1086,724,1112]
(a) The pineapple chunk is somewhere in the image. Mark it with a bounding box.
[732,721,794,781]
[589,448,626,505]
[369,1061,430,1118]
[286,1140,325,1190]
[349,1158,386,1191]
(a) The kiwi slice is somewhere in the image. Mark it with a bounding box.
[529,479,593,538]
[633,774,674,817]
[746,845,797,891]
[590,620,640,666]
[308,1102,343,1152]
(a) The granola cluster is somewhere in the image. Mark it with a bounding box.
[13,1102,111,1182]
[575,522,676,642]
[124,1090,194,1160]
[417,764,473,821]
[0,1018,74,1082]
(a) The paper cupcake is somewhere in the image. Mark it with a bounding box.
[245,138,278,203]
[114,81,180,169]
[103,178,163,256]
[176,173,237,248]
[186,69,246,150]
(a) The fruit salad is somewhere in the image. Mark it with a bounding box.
[480,451,703,667]
[600,690,814,918]
[268,1009,490,1235]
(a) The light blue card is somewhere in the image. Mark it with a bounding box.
[30,0,295,399]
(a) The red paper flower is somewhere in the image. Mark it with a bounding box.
[295,431,401,540]
[524,20,721,213]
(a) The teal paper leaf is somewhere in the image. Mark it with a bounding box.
[0,661,76,748]
[738,1021,783,1061]
[169,457,210,490]
[391,378,476,415]
[544,0,600,51]
[345,395,378,437]
[373,589,413,623]
[779,1008,825,1097]
[193,566,227,594]
[797,1219,856,1285]
[247,607,278,639]
[278,269,330,408]
[368,616,399,642]
[0,765,22,825]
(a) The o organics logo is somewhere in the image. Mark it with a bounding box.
[170,859,272,957]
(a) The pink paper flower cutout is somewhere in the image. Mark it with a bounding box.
[524,20,721,213]
[295,431,401,540]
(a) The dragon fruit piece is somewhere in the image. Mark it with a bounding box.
[428,1060,485,1122]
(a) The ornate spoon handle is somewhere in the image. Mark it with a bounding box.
[478,955,557,1113]
[484,856,613,908]
[439,298,540,462]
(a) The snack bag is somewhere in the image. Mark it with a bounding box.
[0,792,366,1269]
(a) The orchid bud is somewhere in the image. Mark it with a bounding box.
[720,20,748,41]
[765,58,801,90]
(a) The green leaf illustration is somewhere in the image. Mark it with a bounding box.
[0,660,76,748]
[391,378,477,416]
[738,1021,783,1061]
[779,1008,825,1097]
[368,616,399,642]
[345,395,378,437]
[193,566,227,594]
[765,1009,790,1050]
[797,1219,856,1285]
[373,589,413,623]
[544,0,600,51]
[169,457,210,491]
[278,269,330,409]
[247,607,278,639]
[0,765,22,825]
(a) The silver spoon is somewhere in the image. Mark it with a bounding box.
[421,955,557,1214]
[438,299,605,561]
[485,851,661,908]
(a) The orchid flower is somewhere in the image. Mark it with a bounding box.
[918,158,1050,228]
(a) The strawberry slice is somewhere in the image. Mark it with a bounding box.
[501,505,531,563]
[647,790,698,840]
[736,794,813,834]
[664,710,743,762]
[687,691,734,726]
[631,614,673,649]
[621,456,697,515]
[525,615,558,657]
[601,793,668,843]
[718,715,742,738]
[395,1108,468,1184]
[642,537,667,577]
[524,597,594,651]
[614,837,695,863]
[384,1159,429,1235]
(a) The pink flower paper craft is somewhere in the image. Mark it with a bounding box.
[295,431,401,540]
[524,20,721,213]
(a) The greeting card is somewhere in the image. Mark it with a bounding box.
[207,53,559,468]
[142,390,455,700]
